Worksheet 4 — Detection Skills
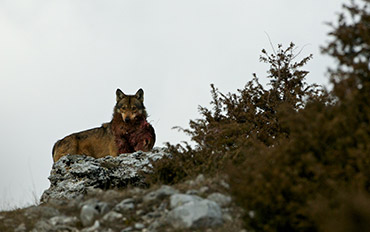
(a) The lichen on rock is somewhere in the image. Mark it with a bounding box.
[41,148,169,203]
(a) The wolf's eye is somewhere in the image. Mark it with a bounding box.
[121,106,126,110]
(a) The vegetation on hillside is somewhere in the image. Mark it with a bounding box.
[148,0,370,231]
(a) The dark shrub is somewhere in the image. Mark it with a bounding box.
[229,1,370,231]
[148,1,370,231]
[147,42,322,185]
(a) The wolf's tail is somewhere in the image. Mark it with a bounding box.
[52,142,56,160]
[51,140,60,161]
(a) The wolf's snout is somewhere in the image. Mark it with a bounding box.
[124,117,131,123]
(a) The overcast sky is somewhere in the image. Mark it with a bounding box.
[0,0,347,210]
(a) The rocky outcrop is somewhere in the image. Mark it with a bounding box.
[0,150,244,231]
[41,148,169,203]
[20,184,236,232]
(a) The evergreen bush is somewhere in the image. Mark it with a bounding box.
[147,0,370,231]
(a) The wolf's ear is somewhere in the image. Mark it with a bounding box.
[135,88,144,102]
[116,89,126,101]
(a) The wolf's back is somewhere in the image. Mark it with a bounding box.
[52,134,79,162]
[52,126,116,162]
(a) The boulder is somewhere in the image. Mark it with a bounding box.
[114,198,135,212]
[80,201,109,227]
[166,194,223,229]
[207,192,232,207]
[143,185,179,203]
[41,148,169,203]
[169,194,203,209]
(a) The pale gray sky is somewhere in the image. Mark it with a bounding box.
[0,0,346,209]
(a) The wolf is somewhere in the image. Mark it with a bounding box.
[52,88,155,162]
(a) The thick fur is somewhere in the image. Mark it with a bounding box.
[52,89,155,162]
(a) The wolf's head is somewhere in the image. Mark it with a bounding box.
[115,88,147,123]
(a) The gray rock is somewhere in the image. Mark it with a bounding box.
[167,199,223,229]
[207,193,232,207]
[195,174,205,184]
[31,219,79,232]
[136,209,145,216]
[185,189,199,195]
[81,220,100,232]
[143,211,162,220]
[143,185,179,203]
[14,223,26,232]
[158,201,168,211]
[114,198,135,212]
[148,219,163,232]
[49,216,79,227]
[31,220,53,232]
[121,226,133,232]
[199,186,209,194]
[219,179,230,189]
[222,212,233,222]
[41,148,170,203]
[80,203,106,227]
[186,180,195,185]
[80,199,109,227]
[96,201,110,214]
[134,222,145,229]
[102,229,114,232]
[169,194,203,209]
[102,211,123,223]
